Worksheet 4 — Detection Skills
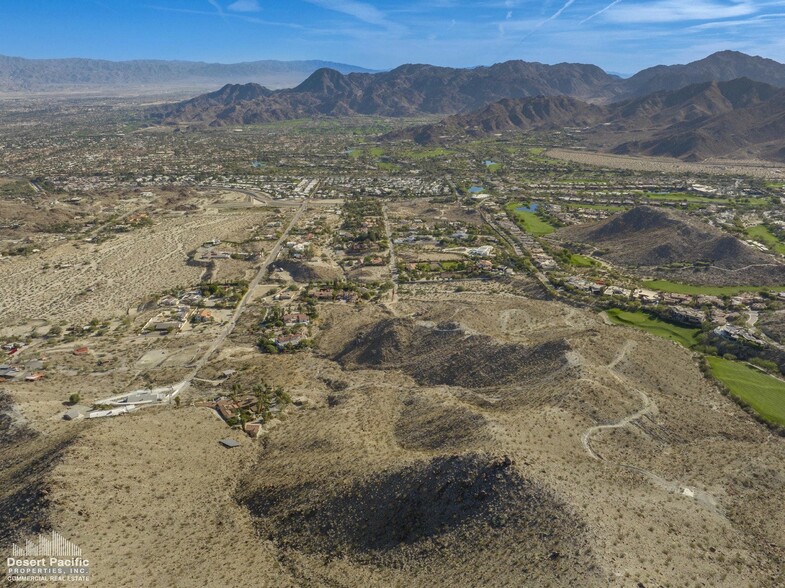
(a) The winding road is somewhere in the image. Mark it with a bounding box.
[580,339,723,516]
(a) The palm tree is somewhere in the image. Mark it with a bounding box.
[253,384,271,417]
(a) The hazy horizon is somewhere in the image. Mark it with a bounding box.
[1,0,784,74]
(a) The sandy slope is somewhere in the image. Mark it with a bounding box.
[3,290,784,587]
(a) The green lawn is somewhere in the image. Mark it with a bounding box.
[741,198,771,206]
[569,254,597,267]
[643,192,712,202]
[400,147,453,159]
[606,309,700,348]
[642,193,768,207]
[440,261,464,271]
[707,356,785,426]
[642,279,778,296]
[515,211,555,235]
[348,146,385,158]
[505,202,555,236]
[745,225,785,255]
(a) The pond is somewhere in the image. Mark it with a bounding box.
[515,203,539,212]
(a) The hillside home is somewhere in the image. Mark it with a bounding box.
[283,313,309,326]
[275,333,305,350]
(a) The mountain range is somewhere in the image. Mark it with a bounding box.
[151,51,785,127]
[151,60,619,124]
[0,55,373,93]
[132,50,785,161]
[393,77,785,161]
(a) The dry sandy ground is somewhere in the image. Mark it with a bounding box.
[0,209,281,328]
[4,287,785,587]
[46,409,296,588]
[388,200,485,226]
[547,148,785,179]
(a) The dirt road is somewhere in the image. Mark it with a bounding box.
[382,204,399,301]
[580,339,723,516]
[184,200,308,383]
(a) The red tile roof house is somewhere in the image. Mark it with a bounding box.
[476,260,494,271]
[214,399,237,422]
[195,309,214,322]
[244,422,263,438]
[73,346,90,356]
[283,313,309,327]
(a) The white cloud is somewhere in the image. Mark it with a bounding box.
[228,0,261,12]
[518,0,576,39]
[581,0,624,24]
[544,0,576,24]
[688,12,785,29]
[605,1,757,23]
[305,0,397,29]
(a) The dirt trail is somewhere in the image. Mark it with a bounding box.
[581,339,723,516]
[607,339,634,369]
[381,204,398,302]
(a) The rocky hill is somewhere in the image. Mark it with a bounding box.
[622,50,785,98]
[396,95,608,144]
[612,81,785,161]
[559,206,785,285]
[393,78,785,161]
[239,452,596,583]
[334,317,569,389]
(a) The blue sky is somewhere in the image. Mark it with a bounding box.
[1,0,784,73]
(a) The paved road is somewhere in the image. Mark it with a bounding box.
[184,200,308,384]
[479,208,553,293]
[741,310,785,353]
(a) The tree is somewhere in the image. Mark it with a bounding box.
[253,384,271,415]
[273,386,291,406]
[69,393,81,405]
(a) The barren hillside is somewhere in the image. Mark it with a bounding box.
[559,206,785,285]
[3,293,785,586]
